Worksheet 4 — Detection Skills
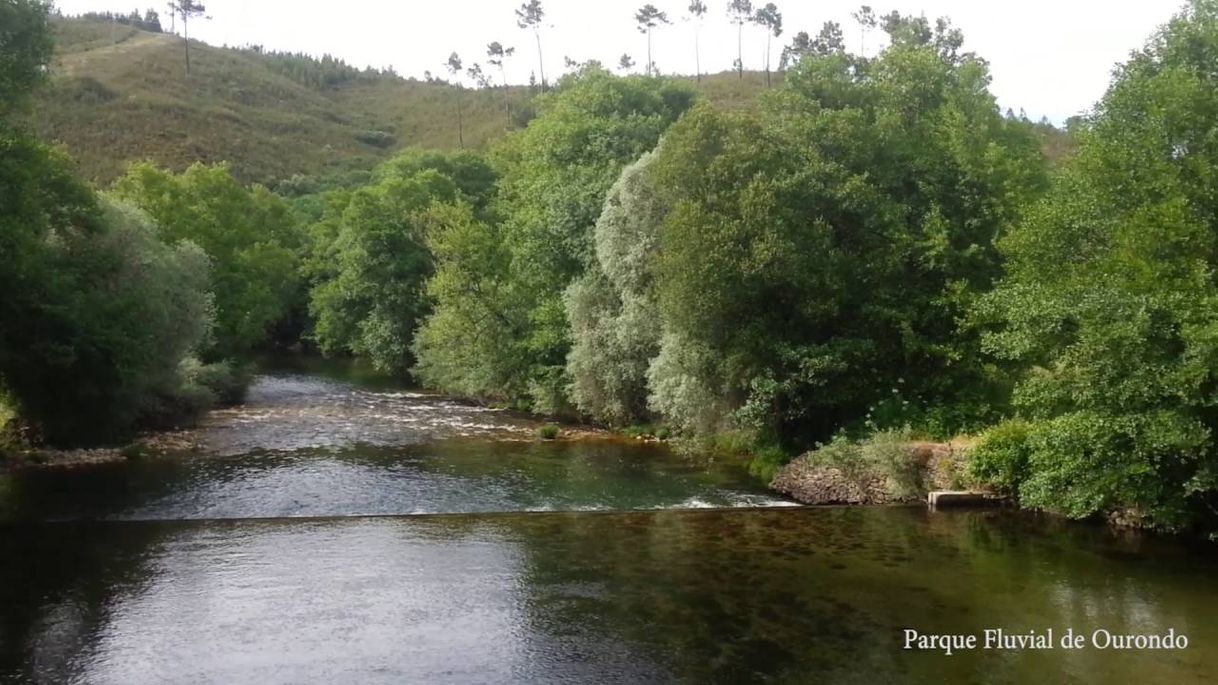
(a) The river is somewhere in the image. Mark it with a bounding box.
[1,359,1216,683]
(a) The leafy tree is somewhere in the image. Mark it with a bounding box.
[634,4,670,78]
[515,0,547,90]
[752,2,782,86]
[974,0,1218,532]
[113,163,303,355]
[0,134,215,444]
[646,15,1045,444]
[686,1,708,82]
[0,0,54,121]
[727,0,753,79]
[310,171,458,373]
[779,31,810,71]
[169,0,207,74]
[415,70,695,411]
[565,150,666,424]
[306,149,496,375]
[851,5,878,56]
[618,53,636,72]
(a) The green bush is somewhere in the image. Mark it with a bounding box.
[806,428,925,501]
[967,420,1033,496]
[537,424,561,440]
[747,444,790,483]
[353,130,396,148]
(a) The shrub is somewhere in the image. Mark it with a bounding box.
[538,424,561,440]
[806,428,925,501]
[967,420,1033,496]
[354,130,396,148]
[747,444,790,483]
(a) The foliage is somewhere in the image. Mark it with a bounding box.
[415,68,695,411]
[806,428,923,501]
[966,420,1032,495]
[647,18,1045,448]
[411,201,528,399]
[537,423,561,440]
[973,0,1218,531]
[307,168,460,373]
[113,162,303,355]
[0,133,216,444]
[565,149,665,425]
[0,0,54,120]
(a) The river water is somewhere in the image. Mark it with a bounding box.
[1,360,1216,683]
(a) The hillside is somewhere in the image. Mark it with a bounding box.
[28,17,774,187]
[29,18,1072,189]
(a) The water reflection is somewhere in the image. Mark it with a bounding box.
[2,509,1216,684]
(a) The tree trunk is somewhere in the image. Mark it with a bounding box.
[765,34,771,87]
[647,29,652,77]
[694,28,701,83]
[737,24,742,79]
[534,30,546,90]
[500,68,511,129]
[183,18,191,75]
[456,87,465,148]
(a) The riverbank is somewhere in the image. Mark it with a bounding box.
[770,436,979,506]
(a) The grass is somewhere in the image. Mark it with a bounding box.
[537,424,561,440]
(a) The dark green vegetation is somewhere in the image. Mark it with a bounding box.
[969,0,1218,532]
[5,0,1218,536]
[0,1,287,446]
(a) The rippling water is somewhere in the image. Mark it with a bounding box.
[1,362,1216,683]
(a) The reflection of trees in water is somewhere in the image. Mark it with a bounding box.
[0,523,168,681]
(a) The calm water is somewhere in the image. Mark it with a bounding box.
[1,361,1216,683]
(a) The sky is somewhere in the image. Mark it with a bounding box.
[54,0,1184,123]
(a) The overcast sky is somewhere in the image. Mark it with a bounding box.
[54,0,1182,123]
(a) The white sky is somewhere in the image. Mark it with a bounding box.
[54,0,1183,123]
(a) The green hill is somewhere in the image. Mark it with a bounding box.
[28,18,1071,188]
[28,17,774,187]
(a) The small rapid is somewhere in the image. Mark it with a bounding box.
[1,366,794,523]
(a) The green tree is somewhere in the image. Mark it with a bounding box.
[851,5,878,56]
[0,135,215,444]
[974,0,1218,532]
[727,0,753,79]
[308,149,497,375]
[516,0,547,89]
[0,0,53,121]
[113,163,303,355]
[647,15,1045,444]
[634,4,670,77]
[170,0,207,74]
[686,1,708,82]
[310,171,458,373]
[565,149,666,424]
[445,52,465,148]
[752,2,782,86]
[414,70,695,411]
[487,41,516,126]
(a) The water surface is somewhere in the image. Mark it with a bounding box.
[2,362,1216,683]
